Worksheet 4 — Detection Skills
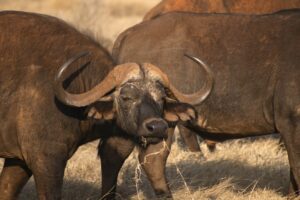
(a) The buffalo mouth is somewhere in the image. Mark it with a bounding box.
[137,118,169,147]
[138,135,168,148]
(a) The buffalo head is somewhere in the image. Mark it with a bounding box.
[54,52,213,147]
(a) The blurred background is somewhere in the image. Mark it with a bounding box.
[0,0,160,51]
[0,1,290,199]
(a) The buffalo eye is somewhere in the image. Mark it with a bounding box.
[120,84,139,102]
[120,94,134,102]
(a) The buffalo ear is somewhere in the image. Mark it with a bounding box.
[164,102,197,124]
[87,99,115,120]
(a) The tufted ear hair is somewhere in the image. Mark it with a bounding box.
[164,101,197,126]
[86,97,115,120]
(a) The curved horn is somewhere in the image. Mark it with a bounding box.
[168,54,214,105]
[54,52,140,107]
[143,55,213,106]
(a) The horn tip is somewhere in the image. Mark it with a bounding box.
[184,53,193,59]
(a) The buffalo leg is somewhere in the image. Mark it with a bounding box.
[275,102,300,197]
[281,126,300,198]
[178,125,216,153]
[99,136,135,199]
[178,125,201,152]
[0,158,32,200]
[288,169,298,197]
[274,71,300,198]
[281,133,300,198]
[138,128,173,199]
[205,139,217,152]
[27,148,68,200]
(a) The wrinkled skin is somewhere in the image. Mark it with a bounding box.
[113,10,300,198]
[114,80,168,142]
[144,0,300,20]
[0,11,197,199]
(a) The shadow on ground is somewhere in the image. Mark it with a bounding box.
[14,156,288,199]
[120,157,289,199]
[19,179,101,200]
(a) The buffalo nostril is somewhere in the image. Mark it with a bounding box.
[146,123,155,132]
[145,120,168,133]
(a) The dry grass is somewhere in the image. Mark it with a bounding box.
[0,0,290,199]
[0,135,289,200]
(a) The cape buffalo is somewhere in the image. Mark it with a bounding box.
[145,0,300,154]
[113,10,300,198]
[0,11,211,199]
[144,0,300,20]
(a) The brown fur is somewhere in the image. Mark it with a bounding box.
[144,0,300,20]
[144,0,300,157]
[0,10,116,199]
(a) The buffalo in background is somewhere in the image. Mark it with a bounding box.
[144,0,300,154]
[144,0,300,20]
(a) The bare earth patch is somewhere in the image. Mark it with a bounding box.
[0,0,290,199]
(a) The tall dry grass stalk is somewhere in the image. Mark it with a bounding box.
[0,0,290,199]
